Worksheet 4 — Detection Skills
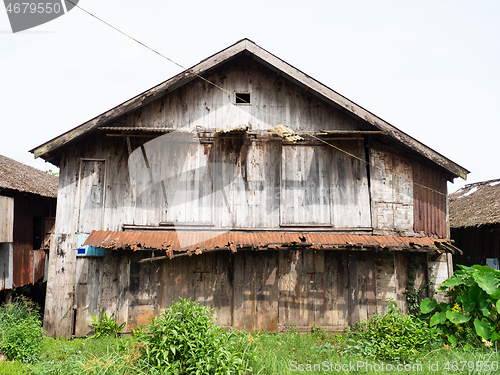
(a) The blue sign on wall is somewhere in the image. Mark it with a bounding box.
[76,233,105,257]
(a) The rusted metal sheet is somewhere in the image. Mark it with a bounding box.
[413,162,447,238]
[84,230,455,257]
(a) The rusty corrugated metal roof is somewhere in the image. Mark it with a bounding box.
[84,230,458,259]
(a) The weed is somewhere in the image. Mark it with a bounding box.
[88,309,125,338]
[341,299,441,362]
[0,296,44,363]
[133,298,251,374]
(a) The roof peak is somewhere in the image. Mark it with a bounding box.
[30,39,468,180]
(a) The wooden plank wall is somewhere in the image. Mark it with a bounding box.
[53,248,432,337]
[330,141,371,229]
[278,250,342,329]
[370,148,414,236]
[234,251,278,331]
[452,224,500,266]
[78,160,105,233]
[44,233,77,337]
[57,136,372,233]
[45,53,451,337]
[0,196,14,291]
[51,53,372,234]
[161,251,233,329]
[281,145,331,225]
[0,196,14,243]
[0,243,13,291]
[114,55,362,133]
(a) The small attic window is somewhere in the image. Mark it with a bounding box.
[235,93,251,105]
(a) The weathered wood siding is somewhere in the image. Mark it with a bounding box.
[0,196,14,243]
[55,137,373,233]
[112,55,362,133]
[62,248,428,336]
[78,160,106,233]
[45,53,452,337]
[0,242,13,291]
[44,233,77,337]
[0,196,14,291]
[370,148,414,236]
[452,224,500,267]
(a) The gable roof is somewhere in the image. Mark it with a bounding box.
[30,39,468,180]
[449,179,500,228]
[0,155,58,198]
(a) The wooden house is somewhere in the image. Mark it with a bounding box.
[0,155,57,301]
[449,179,500,268]
[31,39,468,337]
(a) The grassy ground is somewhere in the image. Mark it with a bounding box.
[1,332,498,374]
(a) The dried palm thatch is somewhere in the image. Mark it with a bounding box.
[449,179,500,228]
[0,155,58,198]
[268,124,304,143]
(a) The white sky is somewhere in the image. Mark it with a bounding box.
[1,0,499,193]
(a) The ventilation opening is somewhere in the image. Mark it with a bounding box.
[235,93,250,104]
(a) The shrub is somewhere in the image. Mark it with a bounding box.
[133,298,251,374]
[0,295,45,363]
[420,264,500,347]
[88,308,125,338]
[341,300,441,362]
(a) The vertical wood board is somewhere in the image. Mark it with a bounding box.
[0,196,14,243]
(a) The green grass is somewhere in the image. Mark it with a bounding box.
[1,332,498,374]
[249,331,500,374]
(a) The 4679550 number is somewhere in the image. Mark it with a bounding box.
[444,361,498,372]
[6,2,63,14]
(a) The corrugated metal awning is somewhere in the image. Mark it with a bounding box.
[83,230,461,259]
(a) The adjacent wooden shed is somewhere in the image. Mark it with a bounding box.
[449,179,500,268]
[0,155,57,299]
[31,39,468,337]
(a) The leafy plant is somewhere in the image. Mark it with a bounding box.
[341,299,441,362]
[420,264,500,347]
[0,295,45,363]
[133,298,251,374]
[88,309,125,338]
[45,169,59,176]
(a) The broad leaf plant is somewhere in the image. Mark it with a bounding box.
[420,265,500,346]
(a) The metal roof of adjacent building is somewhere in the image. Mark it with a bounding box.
[449,179,500,228]
[84,230,460,259]
[0,155,58,198]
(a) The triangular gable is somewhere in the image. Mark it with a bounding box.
[30,39,468,180]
